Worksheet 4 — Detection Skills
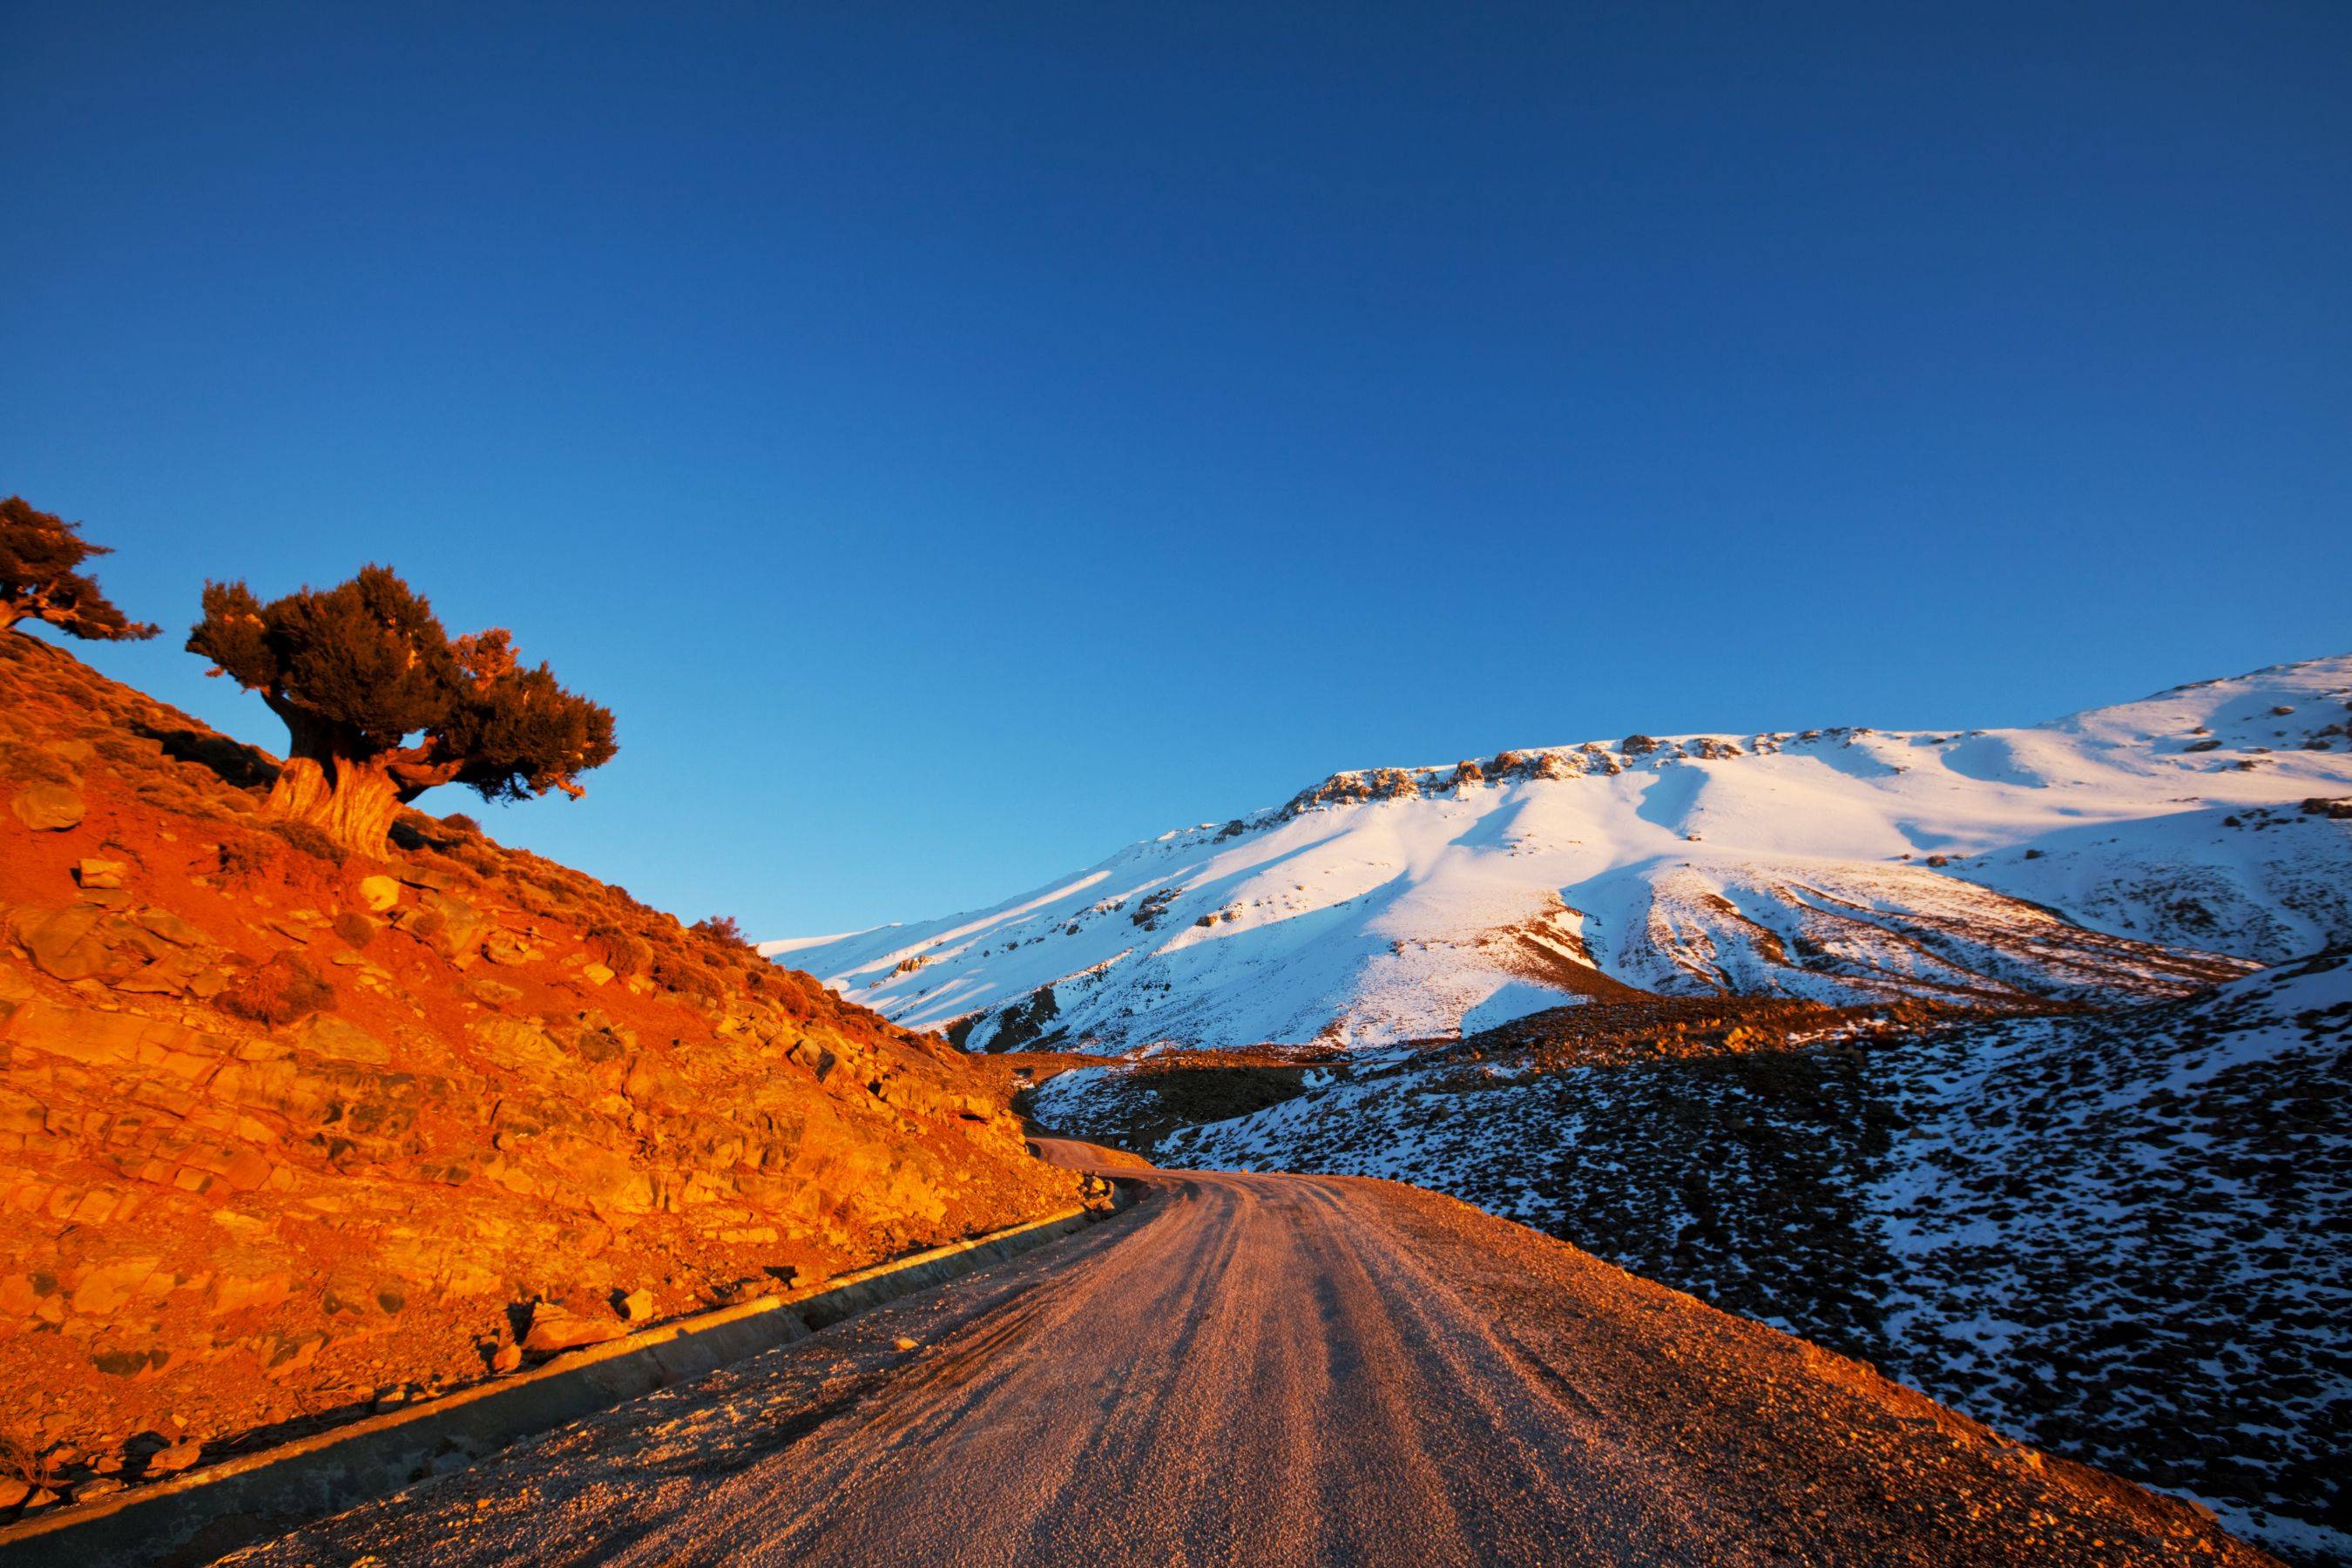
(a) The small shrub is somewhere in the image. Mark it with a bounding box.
[453,840,503,876]
[93,734,160,770]
[131,771,206,814]
[0,1422,63,1491]
[215,836,281,881]
[220,952,336,1027]
[333,911,377,950]
[0,742,75,786]
[406,908,449,946]
[651,951,720,998]
[507,878,561,916]
[390,808,485,855]
[690,915,753,950]
[266,819,347,868]
[585,921,652,977]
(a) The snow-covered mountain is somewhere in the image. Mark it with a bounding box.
[774,656,2352,1051]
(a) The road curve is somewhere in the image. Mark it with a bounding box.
[225,1145,2268,1567]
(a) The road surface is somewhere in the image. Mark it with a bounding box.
[225,1142,2267,1566]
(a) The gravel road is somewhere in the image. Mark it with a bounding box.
[222,1141,2271,1566]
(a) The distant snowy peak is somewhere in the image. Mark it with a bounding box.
[1255,655,2352,826]
[775,655,2352,1052]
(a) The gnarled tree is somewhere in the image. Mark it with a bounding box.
[1,495,160,641]
[187,565,617,854]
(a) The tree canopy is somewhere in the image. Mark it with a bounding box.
[188,564,617,850]
[0,495,159,642]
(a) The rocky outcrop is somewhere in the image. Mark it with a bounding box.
[1272,736,1774,821]
[1275,766,1423,817]
[0,634,1084,1521]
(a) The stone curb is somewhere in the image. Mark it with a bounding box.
[0,1201,1110,1565]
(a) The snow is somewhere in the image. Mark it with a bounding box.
[776,655,2352,1051]
[1458,981,1581,1036]
[755,927,889,957]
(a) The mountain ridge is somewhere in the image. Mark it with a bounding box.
[775,654,2352,1051]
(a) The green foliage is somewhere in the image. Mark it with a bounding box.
[186,564,618,808]
[437,634,619,804]
[0,496,159,642]
[190,568,455,747]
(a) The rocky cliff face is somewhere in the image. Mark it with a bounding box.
[0,634,1082,1516]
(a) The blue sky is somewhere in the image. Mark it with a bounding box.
[4,2,2347,935]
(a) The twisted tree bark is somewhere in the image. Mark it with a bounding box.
[266,753,404,853]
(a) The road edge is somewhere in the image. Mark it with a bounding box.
[0,1200,1119,1565]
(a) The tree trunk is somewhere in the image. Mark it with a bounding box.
[266,751,403,855]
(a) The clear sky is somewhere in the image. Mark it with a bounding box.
[4,2,2348,936]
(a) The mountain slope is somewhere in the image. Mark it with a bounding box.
[1122,951,2348,1564]
[0,635,1084,1519]
[778,656,2352,1051]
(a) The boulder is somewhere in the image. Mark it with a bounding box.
[17,903,111,981]
[207,1271,294,1315]
[113,958,190,995]
[222,1148,275,1192]
[521,1301,626,1355]
[10,781,84,831]
[409,890,484,960]
[132,908,206,946]
[144,1440,202,1477]
[480,929,538,967]
[73,859,129,890]
[466,976,525,1009]
[3,997,215,1069]
[70,1258,163,1317]
[356,875,402,912]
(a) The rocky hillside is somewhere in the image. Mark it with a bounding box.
[1103,956,2349,1564]
[776,655,2352,1052]
[0,633,1084,1520]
